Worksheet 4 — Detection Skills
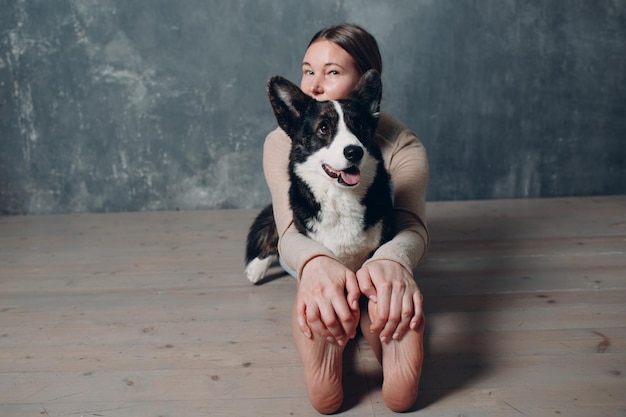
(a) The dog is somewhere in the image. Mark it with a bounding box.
[245,69,394,284]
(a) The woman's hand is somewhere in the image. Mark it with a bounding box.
[356,260,423,343]
[295,256,361,346]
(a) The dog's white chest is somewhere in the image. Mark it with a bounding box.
[307,190,383,271]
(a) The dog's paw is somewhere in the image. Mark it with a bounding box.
[245,257,274,284]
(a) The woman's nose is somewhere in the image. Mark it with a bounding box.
[309,77,324,97]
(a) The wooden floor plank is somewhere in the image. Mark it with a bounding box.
[1,196,625,416]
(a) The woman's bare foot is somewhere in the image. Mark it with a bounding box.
[362,299,424,412]
[292,305,345,414]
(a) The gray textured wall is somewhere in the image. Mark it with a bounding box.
[1,0,625,215]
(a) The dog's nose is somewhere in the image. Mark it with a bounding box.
[344,145,364,163]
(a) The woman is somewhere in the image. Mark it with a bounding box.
[263,23,429,413]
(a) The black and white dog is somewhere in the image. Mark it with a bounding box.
[245,70,393,283]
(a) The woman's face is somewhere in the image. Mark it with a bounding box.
[300,40,361,101]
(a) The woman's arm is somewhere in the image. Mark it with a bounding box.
[369,129,429,267]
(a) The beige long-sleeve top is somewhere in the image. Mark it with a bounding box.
[263,112,430,279]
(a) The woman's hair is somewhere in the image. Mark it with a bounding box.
[308,23,383,76]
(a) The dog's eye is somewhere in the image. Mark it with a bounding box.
[317,122,329,136]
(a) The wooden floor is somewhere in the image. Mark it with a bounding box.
[1,196,624,417]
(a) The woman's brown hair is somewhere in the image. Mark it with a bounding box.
[308,23,383,76]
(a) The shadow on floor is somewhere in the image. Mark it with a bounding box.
[412,210,524,411]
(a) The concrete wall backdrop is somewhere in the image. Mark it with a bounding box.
[1,0,625,215]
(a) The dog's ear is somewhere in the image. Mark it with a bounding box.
[267,76,312,138]
[349,69,382,119]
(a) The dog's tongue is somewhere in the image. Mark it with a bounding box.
[323,164,361,186]
[339,167,361,186]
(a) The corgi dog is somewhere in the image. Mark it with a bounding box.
[245,70,393,283]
